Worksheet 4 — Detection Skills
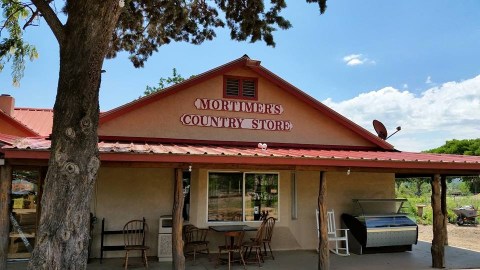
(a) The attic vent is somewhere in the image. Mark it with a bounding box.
[223,76,257,100]
[226,78,240,96]
[242,80,256,98]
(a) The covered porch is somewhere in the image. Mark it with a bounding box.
[2,139,480,269]
[6,241,480,270]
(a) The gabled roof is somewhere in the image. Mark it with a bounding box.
[99,55,394,151]
[12,108,53,136]
[0,109,39,136]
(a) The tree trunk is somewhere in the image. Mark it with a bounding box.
[441,175,448,246]
[416,179,423,197]
[27,2,121,269]
[317,171,329,270]
[172,169,185,269]
[0,164,12,270]
[431,174,445,268]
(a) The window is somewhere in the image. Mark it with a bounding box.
[9,169,41,260]
[223,76,258,100]
[208,172,279,222]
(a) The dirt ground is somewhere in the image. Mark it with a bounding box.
[417,223,480,251]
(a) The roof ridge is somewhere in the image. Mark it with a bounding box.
[15,107,53,111]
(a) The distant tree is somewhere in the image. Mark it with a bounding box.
[143,68,189,96]
[425,139,480,193]
[0,0,328,269]
[425,139,480,156]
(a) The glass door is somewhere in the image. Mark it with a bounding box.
[8,169,41,260]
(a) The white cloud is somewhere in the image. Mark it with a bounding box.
[403,84,408,89]
[343,54,375,66]
[323,75,480,152]
[425,76,433,84]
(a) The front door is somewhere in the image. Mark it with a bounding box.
[8,169,41,260]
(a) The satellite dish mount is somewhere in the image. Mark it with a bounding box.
[373,120,401,140]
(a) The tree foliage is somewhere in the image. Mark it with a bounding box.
[425,139,480,194]
[425,138,480,156]
[0,0,38,86]
[143,68,189,96]
[1,0,327,80]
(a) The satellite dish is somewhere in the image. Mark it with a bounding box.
[373,120,402,140]
[373,120,388,140]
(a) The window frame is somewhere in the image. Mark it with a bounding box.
[207,171,280,223]
[223,75,258,100]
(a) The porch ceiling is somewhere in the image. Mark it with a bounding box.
[2,138,480,175]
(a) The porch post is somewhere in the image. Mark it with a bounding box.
[317,171,329,270]
[441,175,448,246]
[0,163,12,270]
[172,168,185,270]
[431,174,445,268]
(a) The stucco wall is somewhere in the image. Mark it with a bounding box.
[89,167,394,259]
[99,68,375,147]
[291,171,396,250]
[90,167,174,259]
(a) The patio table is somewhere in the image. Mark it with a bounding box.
[210,225,257,268]
[209,225,257,233]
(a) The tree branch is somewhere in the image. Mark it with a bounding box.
[23,10,40,30]
[30,0,65,44]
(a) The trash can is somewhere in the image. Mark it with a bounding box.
[158,215,173,261]
[416,204,426,217]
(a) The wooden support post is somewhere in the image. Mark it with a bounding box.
[172,168,185,270]
[0,164,12,270]
[441,175,448,246]
[317,171,329,270]
[431,174,445,268]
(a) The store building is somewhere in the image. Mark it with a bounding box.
[1,55,479,262]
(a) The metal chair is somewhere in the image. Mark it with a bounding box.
[259,217,275,260]
[242,226,264,267]
[216,231,246,270]
[123,219,149,269]
[316,209,350,256]
[183,224,210,264]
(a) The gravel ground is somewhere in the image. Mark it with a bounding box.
[417,223,480,251]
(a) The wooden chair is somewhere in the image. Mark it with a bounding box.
[215,231,246,270]
[183,224,210,264]
[316,209,350,256]
[242,226,264,267]
[123,219,149,269]
[258,217,275,260]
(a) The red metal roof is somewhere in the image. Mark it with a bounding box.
[3,138,480,172]
[0,110,39,136]
[12,108,53,136]
[0,133,20,145]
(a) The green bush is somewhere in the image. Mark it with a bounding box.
[397,195,479,225]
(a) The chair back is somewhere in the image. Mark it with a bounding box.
[184,224,208,243]
[262,217,275,241]
[183,224,196,241]
[223,231,245,250]
[123,219,148,247]
[252,225,265,244]
[327,210,336,235]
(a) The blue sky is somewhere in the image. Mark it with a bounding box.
[1,0,479,152]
